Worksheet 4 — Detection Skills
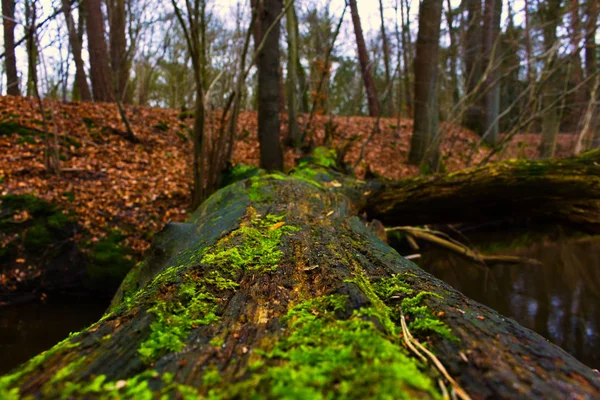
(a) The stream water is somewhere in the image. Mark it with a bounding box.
[413,234,600,369]
[0,235,598,374]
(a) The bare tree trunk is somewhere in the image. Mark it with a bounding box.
[445,0,459,107]
[463,0,483,133]
[61,0,92,101]
[107,0,129,102]
[2,0,20,96]
[286,2,301,149]
[349,0,381,117]
[569,0,585,127]
[481,0,502,145]
[86,0,114,102]
[408,0,442,170]
[379,0,394,116]
[24,0,38,98]
[257,0,284,170]
[524,0,533,83]
[539,0,562,158]
[585,0,600,148]
[400,0,413,116]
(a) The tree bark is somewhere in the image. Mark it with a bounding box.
[61,0,92,102]
[445,0,459,108]
[108,0,129,103]
[257,0,284,171]
[585,0,600,148]
[3,152,600,399]
[463,0,483,134]
[86,0,114,102]
[285,3,300,148]
[2,0,20,96]
[408,0,442,170]
[24,0,38,98]
[379,0,394,117]
[400,0,413,117]
[481,0,502,145]
[539,0,562,158]
[349,0,381,117]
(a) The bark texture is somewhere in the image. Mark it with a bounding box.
[2,0,20,96]
[463,0,482,133]
[2,153,600,399]
[408,0,442,169]
[61,0,92,102]
[257,0,284,171]
[108,0,129,102]
[86,0,114,102]
[480,0,502,145]
[349,0,381,117]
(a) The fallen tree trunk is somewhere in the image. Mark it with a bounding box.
[367,149,600,231]
[2,153,600,399]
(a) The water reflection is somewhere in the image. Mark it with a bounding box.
[0,298,108,374]
[415,236,600,368]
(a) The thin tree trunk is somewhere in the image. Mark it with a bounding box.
[61,0,92,101]
[257,0,284,170]
[2,0,20,96]
[445,0,459,107]
[408,0,443,170]
[24,0,38,98]
[108,0,129,102]
[539,0,562,158]
[400,0,412,116]
[86,0,114,102]
[524,0,533,83]
[379,0,394,116]
[481,0,502,145]
[349,0,381,117]
[585,0,600,148]
[286,2,301,149]
[569,0,585,126]
[463,0,483,133]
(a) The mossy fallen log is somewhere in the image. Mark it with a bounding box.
[367,149,600,231]
[2,152,600,399]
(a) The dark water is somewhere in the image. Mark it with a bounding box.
[414,235,600,369]
[0,298,108,375]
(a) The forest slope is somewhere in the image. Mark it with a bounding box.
[0,96,580,255]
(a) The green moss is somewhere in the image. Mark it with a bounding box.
[23,223,52,250]
[0,336,80,398]
[0,122,42,138]
[231,295,440,399]
[220,164,262,188]
[48,370,203,399]
[154,121,169,131]
[86,231,136,291]
[138,275,220,363]
[400,292,458,341]
[298,147,337,169]
[373,276,458,342]
[203,366,222,386]
[202,212,299,273]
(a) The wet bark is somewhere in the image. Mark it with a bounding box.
[3,152,600,399]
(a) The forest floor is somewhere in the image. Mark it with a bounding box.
[0,95,579,255]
